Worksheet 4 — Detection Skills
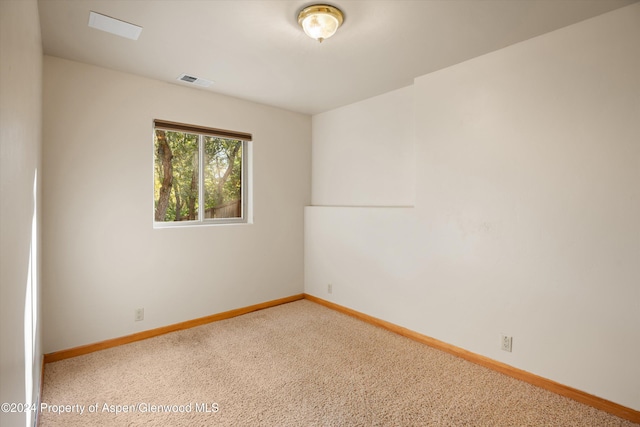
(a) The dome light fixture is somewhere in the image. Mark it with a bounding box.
[297,4,344,43]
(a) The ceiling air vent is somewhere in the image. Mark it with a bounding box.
[177,74,213,88]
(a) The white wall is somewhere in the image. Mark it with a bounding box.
[0,1,43,426]
[42,57,311,353]
[306,3,640,411]
[312,86,415,207]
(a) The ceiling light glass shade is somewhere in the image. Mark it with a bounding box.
[298,5,344,43]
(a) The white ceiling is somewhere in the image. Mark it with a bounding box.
[38,0,637,115]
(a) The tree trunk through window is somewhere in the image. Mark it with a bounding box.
[187,151,198,220]
[155,130,173,221]
[216,144,240,206]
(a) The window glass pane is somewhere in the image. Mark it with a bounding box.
[203,137,242,219]
[154,130,199,222]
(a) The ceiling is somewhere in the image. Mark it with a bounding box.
[38,0,637,115]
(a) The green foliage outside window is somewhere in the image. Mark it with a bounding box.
[154,130,243,222]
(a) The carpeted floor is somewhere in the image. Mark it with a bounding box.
[40,300,637,426]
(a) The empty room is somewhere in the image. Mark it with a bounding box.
[1,0,638,426]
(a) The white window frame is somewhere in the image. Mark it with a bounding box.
[152,120,252,228]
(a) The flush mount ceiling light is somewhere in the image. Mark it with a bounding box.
[297,4,344,43]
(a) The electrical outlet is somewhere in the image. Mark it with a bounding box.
[328,283,332,294]
[135,308,144,322]
[500,334,512,352]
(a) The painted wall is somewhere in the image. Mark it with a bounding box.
[42,57,311,353]
[312,86,415,207]
[0,1,43,426]
[306,3,640,410]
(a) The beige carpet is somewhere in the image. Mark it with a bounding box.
[40,300,637,426]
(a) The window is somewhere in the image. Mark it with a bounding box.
[153,120,251,226]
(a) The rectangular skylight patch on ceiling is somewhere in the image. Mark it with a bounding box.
[88,11,142,40]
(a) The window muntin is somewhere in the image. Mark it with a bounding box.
[153,121,249,226]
